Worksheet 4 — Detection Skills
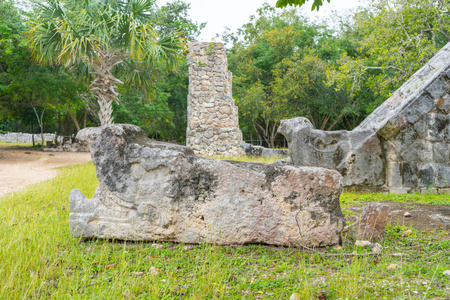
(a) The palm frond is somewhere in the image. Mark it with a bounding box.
[125,0,156,21]
[27,0,185,110]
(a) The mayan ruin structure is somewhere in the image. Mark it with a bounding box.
[186,41,244,157]
[279,42,450,193]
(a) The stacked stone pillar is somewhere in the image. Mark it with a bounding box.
[186,41,244,157]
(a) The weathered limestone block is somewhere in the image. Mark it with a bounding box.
[433,142,450,163]
[69,124,345,247]
[347,203,390,241]
[436,163,450,187]
[402,92,435,124]
[436,94,450,113]
[400,141,433,162]
[391,125,418,150]
[378,114,407,140]
[425,113,448,141]
[425,76,450,100]
[278,117,385,188]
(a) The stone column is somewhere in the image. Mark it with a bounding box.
[186,41,244,157]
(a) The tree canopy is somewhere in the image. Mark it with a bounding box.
[1,0,86,136]
[226,5,352,147]
[27,0,185,125]
[329,0,450,112]
[1,0,202,139]
[223,0,450,147]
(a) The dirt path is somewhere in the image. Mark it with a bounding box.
[0,146,91,197]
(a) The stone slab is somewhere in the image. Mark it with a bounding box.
[69,125,345,247]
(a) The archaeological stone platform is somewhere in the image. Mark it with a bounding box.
[69,124,345,247]
[186,41,244,157]
[279,42,450,193]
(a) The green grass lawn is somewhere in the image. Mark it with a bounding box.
[0,163,449,299]
[341,192,450,207]
[0,141,34,148]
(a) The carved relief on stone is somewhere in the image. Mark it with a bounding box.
[69,125,345,246]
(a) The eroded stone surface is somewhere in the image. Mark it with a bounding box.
[241,143,288,158]
[278,42,450,193]
[357,203,390,241]
[186,41,244,157]
[69,124,345,247]
[278,117,384,188]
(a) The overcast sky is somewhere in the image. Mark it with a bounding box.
[156,0,368,42]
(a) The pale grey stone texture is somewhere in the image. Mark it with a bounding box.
[69,124,345,247]
[186,42,244,157]
[278,42,450,193]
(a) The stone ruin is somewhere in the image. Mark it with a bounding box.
[0,132,89,152]
[68,42,450,246]
[186,41,244,157]
[69,55,346,246]
[242,143,289,158]
[278,42,450,193]
[69,124,344,247]
[0,132,63,144]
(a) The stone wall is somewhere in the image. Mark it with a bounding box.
[186,41,244,156]
[278,42,450,193]
[241,143,289,158]
[0,132,63,144]
[381,100,450,193]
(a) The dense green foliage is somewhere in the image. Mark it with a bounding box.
[2,0,450,145]
[0,0,201,140]
[330,0,450,105]
[27,0,184,126]
[226,5,356,147]
[0,0,88,136]
[228,1,450,146]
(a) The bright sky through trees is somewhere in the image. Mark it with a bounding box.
[156,0,365,41]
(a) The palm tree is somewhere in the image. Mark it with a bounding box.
[27,0,184,125]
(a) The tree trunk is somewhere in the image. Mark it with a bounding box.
[67,108,81,132]
[56,113,61,135]
[83,110,87,128]
[32,106,45,150]
[269,122,278,148]
[326,111,346,131]
[320,115,331,130]
[90,50,124,126]
[308,113,316,128]
[97,95,114,126]
[252,121,263,146]
[254,121,271,147]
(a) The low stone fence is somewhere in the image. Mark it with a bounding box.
[241,143,288,158]
[0,132,64,144]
